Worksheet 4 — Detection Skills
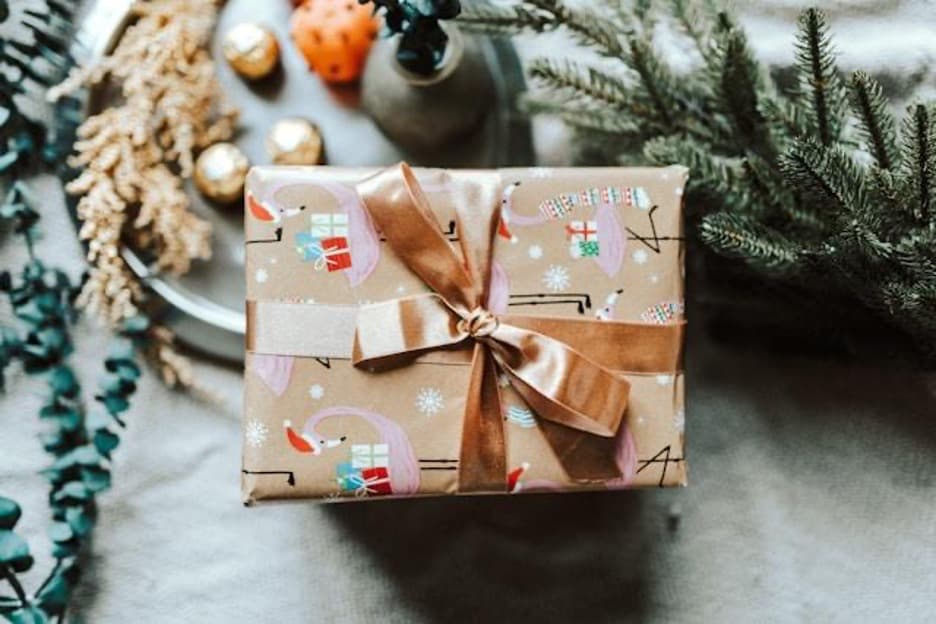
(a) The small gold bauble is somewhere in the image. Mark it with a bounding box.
[265,117,325,165]
[194,143,250,204]
[222,23,280,80]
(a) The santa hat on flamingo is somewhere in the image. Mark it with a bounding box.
[507,462,529,493]
[283,420,314,453]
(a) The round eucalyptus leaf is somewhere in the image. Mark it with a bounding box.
[6,606,50,624]
[0,529,33,572]
[93,429,120,457]
[0,497,21,529]
[47,521,73,543]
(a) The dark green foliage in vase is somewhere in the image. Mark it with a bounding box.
[460,1,936,352]
[1,1,148,621]
[362,0,462,76]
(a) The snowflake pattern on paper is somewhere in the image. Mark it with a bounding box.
[528,244,543,260]
[415,387,444,417]
[245,420,269,448]
[542,265,570,292]
[632,249,649,265]
[506,405,536,429]
[656,374,673,386]
[255,268,269,283]
[308,384,324,400]
[673,408,685,433]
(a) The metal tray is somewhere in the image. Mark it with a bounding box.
[72,0,533,362]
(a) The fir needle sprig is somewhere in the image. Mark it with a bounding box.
[461,2,936,350]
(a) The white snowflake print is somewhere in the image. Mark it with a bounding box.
[528,167,553,178]
[415,387,445,417]
[528,244,543,260]
[244,420,269,448]
[269,258,278,264]
[542,264,570,292]
[649,273,660,284]
[675,186,684,197]
[632,249,649,265]
[656,374,673,386]
[673,408,685,433]
[308,384,325,400]
[255,268,269,283]
[396,285,406,294]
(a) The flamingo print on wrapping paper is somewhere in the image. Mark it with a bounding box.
[510,419,638,492]
[248,178,382,287]
[500,181,652,278]
[284,406,420,495]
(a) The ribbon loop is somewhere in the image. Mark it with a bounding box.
[353,163,638,492]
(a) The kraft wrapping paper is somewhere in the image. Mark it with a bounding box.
[243,166,688,502]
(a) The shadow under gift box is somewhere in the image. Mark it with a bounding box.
[242,164,688,503]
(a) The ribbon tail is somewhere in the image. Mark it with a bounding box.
[537,422,623,482]
[457,344,508,493]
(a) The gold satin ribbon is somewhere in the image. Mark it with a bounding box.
[351,163,681,492]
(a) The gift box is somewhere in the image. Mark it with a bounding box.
[243,164,688,503]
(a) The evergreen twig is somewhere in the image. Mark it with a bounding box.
[459,1,936,351]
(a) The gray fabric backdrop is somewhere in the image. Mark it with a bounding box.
[2,2,935,622]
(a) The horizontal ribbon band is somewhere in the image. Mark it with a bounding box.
[246,298,685,374]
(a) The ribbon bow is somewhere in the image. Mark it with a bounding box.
[352,164,679,492]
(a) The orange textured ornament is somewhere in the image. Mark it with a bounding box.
[290,0,380,84]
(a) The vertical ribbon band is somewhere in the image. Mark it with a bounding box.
[352,163,645,492]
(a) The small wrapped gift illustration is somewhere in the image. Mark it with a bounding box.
[294,233,352,271]
[566,220,599,258]
[243,163,688,503]
[309,213,349,238]
[336,448,393,496]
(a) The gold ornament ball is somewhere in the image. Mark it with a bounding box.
[265,117,325,165]
[222,23,280,80]
[194,143,250,204]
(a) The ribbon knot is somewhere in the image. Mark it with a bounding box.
[459,307,499,339]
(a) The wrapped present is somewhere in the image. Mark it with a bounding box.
[309,212,349,238]
[293,233,351,272]
[243,164,688,503]
[350,443,389,469]
[319,236,351,272]
[572,240,600,259]
[565,220,599,243]
[336,462,364,491]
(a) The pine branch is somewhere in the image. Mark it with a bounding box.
[528,0,625,58]
[626,37,678,130]
[456,3,936,349]
[527,58,630,109]
[456,1,555,34]
[644,135,742,200]
[780,138,867,217]
[700,212,804,273]
[848,71,899,170]
[670,0,718,68]
[521,95,641,134]
[899,103,935,224]
[715,26,772,158]
[793,8,848,146]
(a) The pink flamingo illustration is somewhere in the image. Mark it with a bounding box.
[507,416,638,493]
[595,288,624,320]
[500,180,653,278]
[283,406,420,495]
[250,178,381,287]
